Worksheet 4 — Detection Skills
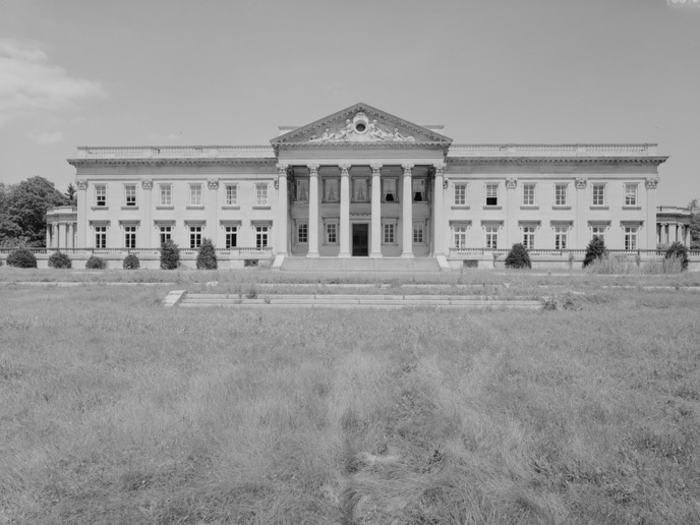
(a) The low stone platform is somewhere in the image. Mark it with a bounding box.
[280,257,441,273]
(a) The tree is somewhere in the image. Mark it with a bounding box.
[583,237,607,268]
[665,241,689,271]
[689,198,700,249]
[504,243,531,269]
[160,239,180,270]
[7,248,37,268]
[65,183,77,205]
[196,238,217,269]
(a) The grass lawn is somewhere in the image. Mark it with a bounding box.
[1,276,699,524]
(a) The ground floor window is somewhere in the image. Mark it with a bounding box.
[624,226,638,250]
[453,226,467,249]
[297,222,308,244]
[523,226,535,250]
[159,226,172,245]
[95,226,106,249]
[124,226,136,249]
[326,223,337,244]
[190,226,202,248]
[256,226,269,248]
[485,226,498,249]
[554,226,568,250]
[225,226,237,248]
[383,223,395,244]
[591,226,605,243]
[413,222,424,244]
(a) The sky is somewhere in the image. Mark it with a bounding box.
[1,0,699,206]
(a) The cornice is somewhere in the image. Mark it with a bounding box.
[446,156,669,166]
[275,141,448,150]
[67,157,277,168]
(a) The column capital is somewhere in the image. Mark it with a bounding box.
[76,179,88,190]
[432,162,446,174]
[307,163,320,175]
[339,163,352,174]
[401,163,414,175]
[276,162,289,175]
[370,163,383,173]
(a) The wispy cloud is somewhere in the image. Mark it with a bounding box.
[26,130,64,145]
[0,39,106,127]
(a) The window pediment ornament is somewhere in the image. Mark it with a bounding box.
[76,179,88,190]
[141,179,153,190]
[506,178,517,189]
[207,179,219,190]
[576,177,587,189]
[645,177,659,189]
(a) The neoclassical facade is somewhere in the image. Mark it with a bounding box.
[67,103,667,267]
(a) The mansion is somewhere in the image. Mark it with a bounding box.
[59,103,671,269]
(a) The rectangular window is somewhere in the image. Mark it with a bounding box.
[95,226,106,248]
[95,185,107,207]
[413,222,424,244]
[159,226,172,245]
[412,179,425,202]
[256,226,269,248]
[454,226,467,249]
[522,184,535,206]
[485,226,498,249]
[591,226,605,243]
[454,183,467,206]
[296,179,308,202]
[190,184,202,206]
[486,184,498,206]
[256,184,269,206]
[324,179,339,202]
[592,184,605,206]
[159,184,172,206]
[326,223,337,244]
[124,225,136,248]
[225,184,238,206]
[554,226,568,250]
[189,226,202,248]
[555,184,568,206]
[124,185,136,207]
[523,226,535,249]
[225,226,237,248]
[624,226,638,250]
[353,178,368,202]
[625,184,638,206]
[383,223,395,244]
[297,223,308,244]
[382,179,397,202]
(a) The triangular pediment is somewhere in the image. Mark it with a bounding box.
[271,103,452,148]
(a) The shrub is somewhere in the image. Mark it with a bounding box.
[7,248,37,268]
[196,238,217,270]
[583,237,607,268]
[48,251,72,269]
[665,241,689,271]
[85,255,107,269]
[504,243,531,269]
[123,253,140,270]
[160,239,180,270]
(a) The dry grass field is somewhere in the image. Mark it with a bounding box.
[1,270,699,524]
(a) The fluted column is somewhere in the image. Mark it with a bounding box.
[276,164,288,256]
[370,163,382,258]
[307,164,320,258]
[339,163,351,258]
[432,163,445,256]
[401,163,414,258]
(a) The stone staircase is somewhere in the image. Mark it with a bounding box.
[280,257,441,273]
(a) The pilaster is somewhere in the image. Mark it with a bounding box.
[401,163,414,258]
[141,179,153,248]
[276,164,289,256]
[505,177,518,247]
[76,179,88,248]
[575,177,588,249]
[432,163,445,256]
[370,163,383,258]
[307,164,320,258]
[339,163,351,258]
[645,177,659,249]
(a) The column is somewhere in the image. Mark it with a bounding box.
[307,164,320,258]
[339,163,351,258]
[46,224,51,249]
[432,163,445,256]
[645,178,658,249]
[370,164,382,258]
[57,223,65,249]
[401,163,414,258]
[206,179,218,247]
[276,164,289,256]
[76,180,88,248]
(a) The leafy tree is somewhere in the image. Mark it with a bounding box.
[7,248,37,268]
[665,241,689,271]
[48,251,72,269]
[196,238,217,270]
[504,243,531,269]
[65,183,77,205]
[160,239,180,270]
[123,253,140,270]
[689,198,700,249]
[583,237,607,268]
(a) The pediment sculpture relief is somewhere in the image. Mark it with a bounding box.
[310,112,415,143]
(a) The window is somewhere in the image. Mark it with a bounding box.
[256,226,269,248]
[454,183,467,206]
[124,185,136,207]
[353,178,368,202]
[124,225,136,248]
[190,184,202,206]
[413,222,424,244]
[256,184,269,206]
[485,226,498,249]
[382,179,397,202]
[95,226,106,248]
[485,184,498,206]
[225,184,238,206]
[453,226,467,249]
[297,223,308,244]
[296,179,308,202]
[326,223,337,244]
[95,185,107,207]
[625,184,638,206]
[324,179,339,202]
[159,226,172,245]
[591,226,605,243]
[412,179,425,202]
[522,184,535,206]
[592,184,605,206]
[554,226,568,250]
[555,184,568,206]
[225,226,237,248]
[189,226,202,248]
[383,223,395,244]
[159,184,172,206]
[523,226,535,249]
[624,226,638,250]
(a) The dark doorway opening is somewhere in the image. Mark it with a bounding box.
[352,224,369,256]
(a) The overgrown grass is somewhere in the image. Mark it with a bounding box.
[1,285,699,524]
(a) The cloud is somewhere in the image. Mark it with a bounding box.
[26,130,64,144]
[0,39,106,126]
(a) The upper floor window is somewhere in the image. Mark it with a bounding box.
[189,184,202,206]
[522,183,535,206]
[159,184,172,206]
[225,184,238,206]
[625,184,638,206]
[324,179,339,202]
[454,183,467,206]
[256,183,269,206]
[555,184,568,206]
[485,184,498,206]
[295,179,308,202]
[95,185,107,207]
[382,178,397,202]
[592,183,606,206]
[352,178,368,202]
[412,179,426,202]
[124,185,137,207]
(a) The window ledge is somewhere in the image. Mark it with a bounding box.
[186,205,205,210]
[451,205,470,210]
[222,205,241,210]
[483,205,502,210]
[590,206,609,210]
[156,205,174,210]
[91,206,109,211]
[253,205,271,210]
[623,206,642,210]
[121,206,139,210]
[520,205,539,210]
[552,205,571,210]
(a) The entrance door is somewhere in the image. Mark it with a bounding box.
[352,224,369,256]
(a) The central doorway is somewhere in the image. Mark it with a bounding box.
[352,223,369,256]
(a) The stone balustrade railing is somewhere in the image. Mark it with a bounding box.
[75,146,275,159]
[447,144,658,158]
